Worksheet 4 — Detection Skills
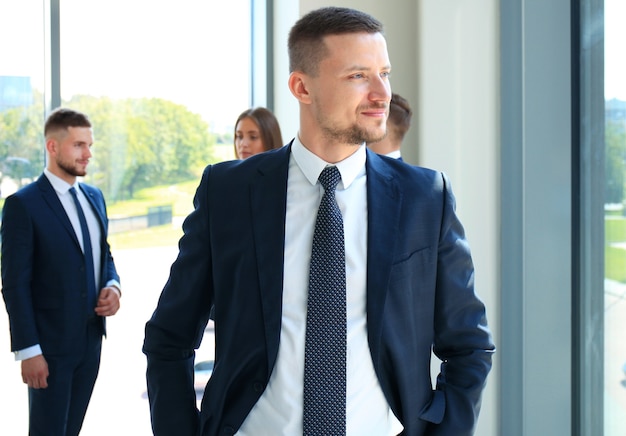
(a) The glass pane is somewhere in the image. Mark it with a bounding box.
[604,0,626,434]
[0,1,45,433]
[0,1,251,434]
[59,2,251,434]
[0,1,45,202]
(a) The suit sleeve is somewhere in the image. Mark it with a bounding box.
[83,185,120,285]
[1,195,40,352]
[143,166,214,436]
[94,186,120,287]
[428,172,495,435]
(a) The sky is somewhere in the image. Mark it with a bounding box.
[0,0,251,133]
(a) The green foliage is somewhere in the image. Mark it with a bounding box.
[1,95,219,202]
[66,95,219,201]
[0,92,45,188]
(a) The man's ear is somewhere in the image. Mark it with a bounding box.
[45,138,57,155]
[288,71,312,105]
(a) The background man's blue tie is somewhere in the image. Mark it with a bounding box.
[69,187,97,312]
[303,166,346,435]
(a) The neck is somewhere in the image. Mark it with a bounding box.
[46,165,77,186]
[298,124,362,164]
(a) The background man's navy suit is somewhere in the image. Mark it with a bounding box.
[1,174,119,432]
[144,145,494,435]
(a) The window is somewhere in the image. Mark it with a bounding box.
[577,0,626,434]
[602,1,626,434]
[0,1,254,434]
[0,1,45,200]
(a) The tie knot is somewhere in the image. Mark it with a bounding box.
[318,166,341,192]
[69,186,78,197]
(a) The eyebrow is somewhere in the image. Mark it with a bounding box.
[343,63,391,73]
[236,129,260,134]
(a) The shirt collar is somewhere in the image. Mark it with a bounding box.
[44,168,79,194]
[291,135,366,189]
[386,150,402,159]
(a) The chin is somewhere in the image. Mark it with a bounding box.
[365,131,386,144]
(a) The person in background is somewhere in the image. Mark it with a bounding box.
[234,107,284,159]
[144,7,494,436]
[367,92,412,160]
[1,108,121,435]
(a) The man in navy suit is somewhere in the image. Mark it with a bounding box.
[1,108,121,435]
[367,93,413,160]
[144,7,494,436]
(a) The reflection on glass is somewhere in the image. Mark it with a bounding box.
[604,0,626,434]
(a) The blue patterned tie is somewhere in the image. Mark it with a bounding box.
[69,187,97,311]
[303,166,346,435]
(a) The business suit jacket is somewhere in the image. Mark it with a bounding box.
[143,144,495,436]
[1,174,119,356]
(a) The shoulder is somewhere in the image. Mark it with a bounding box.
[4,177,44,205]
[367,149,444,187]
[202,144,291,181]
[78,182,104,198]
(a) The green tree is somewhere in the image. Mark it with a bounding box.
[0,93,45,191]
[66,95,218,201]
[1,94,218,201]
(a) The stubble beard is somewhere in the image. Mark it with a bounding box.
[56,156,87,178]
[321,123,386,145]
[316,102,387,145]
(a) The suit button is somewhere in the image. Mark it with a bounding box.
[222,426,235,434]
[253,382,264,393]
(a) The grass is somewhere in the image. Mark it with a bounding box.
[107,179,198,219]
[107,180,201,250]
[109,222,184,250]
[606,216,626,282]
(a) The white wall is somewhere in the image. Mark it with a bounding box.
[416,3,499,436]
[272,2,500,435]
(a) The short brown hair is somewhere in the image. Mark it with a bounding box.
[288,7,384,76]
[387,93,413,142]
[44,108,91,137]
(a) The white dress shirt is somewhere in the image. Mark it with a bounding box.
[385,149,402,159]
[237,137,403,435]
[14,170,117,361]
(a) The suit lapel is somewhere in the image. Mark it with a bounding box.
[248,147,402,367]
[365,151,402,358]
[250,145,291,368]
[36,175,82,250]
[79,184,107,241]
